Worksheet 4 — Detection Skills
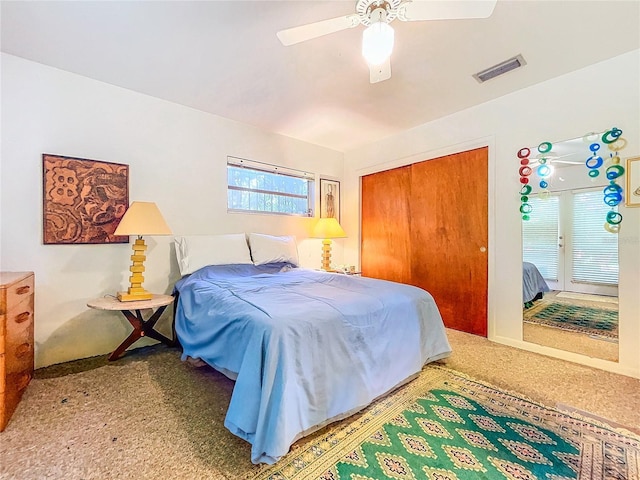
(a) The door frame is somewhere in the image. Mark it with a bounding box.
[561,189,618,296]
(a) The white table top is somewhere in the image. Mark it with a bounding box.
[87,294,174,311]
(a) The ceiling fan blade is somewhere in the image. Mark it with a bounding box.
[370,59,391,84]
[277,14,360,46]
[398,0,497,21]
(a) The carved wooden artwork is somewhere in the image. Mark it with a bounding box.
[42,154,129,244]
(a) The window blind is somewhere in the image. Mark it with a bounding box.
[227,156,314,216]
[571,191,618,285]
[522,195,559,281]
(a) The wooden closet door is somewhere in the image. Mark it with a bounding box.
[361,165,412,285]
[410,147,488,336]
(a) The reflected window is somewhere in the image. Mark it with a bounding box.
[572,191,618,285]
[523,195,559,281]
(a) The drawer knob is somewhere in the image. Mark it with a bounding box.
[16,285,31,295]
[15,342,31,358]
[15,311,31,324]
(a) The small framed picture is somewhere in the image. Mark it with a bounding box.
[319,178,340,222]
[625,156,640,207]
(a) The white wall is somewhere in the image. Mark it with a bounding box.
[344,50,640,378]
[0,53,344,368]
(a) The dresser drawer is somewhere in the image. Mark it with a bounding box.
[4,299,34,373]
[0,369,31,431]
[4,337,33,375]
[0,274,34,316]
[1,294,34,357]
[6,369,31,394]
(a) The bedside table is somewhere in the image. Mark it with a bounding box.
[326,269,362,276]
[87,294,175,361]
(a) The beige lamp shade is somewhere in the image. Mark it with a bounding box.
[311,217,346,239]
[312,218,346,271]
[114,202,172,236]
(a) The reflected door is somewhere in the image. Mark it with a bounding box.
[523,190,618,296]
[522,194,563,290]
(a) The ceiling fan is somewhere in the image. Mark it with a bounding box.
[277,0,498,84]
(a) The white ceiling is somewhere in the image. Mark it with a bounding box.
[2,1,639,152]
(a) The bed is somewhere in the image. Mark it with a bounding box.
[172,233,452,464]
[523,261,550,304]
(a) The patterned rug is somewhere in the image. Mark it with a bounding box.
[523,300,618,339]
[249,365,639,480]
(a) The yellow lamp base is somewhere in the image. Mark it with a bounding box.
[117,290,153,302]
[117,237,153,302]
[321,239,332,271]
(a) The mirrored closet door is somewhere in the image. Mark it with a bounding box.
[520,132,623,362]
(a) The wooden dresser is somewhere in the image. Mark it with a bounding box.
[0,272,34,431]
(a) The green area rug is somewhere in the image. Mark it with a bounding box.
[249,365,639,480]
[523,300,618,339]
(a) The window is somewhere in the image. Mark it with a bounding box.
[227,157,314,216]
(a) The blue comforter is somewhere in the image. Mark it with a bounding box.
[174,264,451,464]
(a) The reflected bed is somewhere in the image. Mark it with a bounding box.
[523,261,550,304]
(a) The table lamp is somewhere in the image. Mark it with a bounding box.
[113,201,172,301]
[311,217,346,271]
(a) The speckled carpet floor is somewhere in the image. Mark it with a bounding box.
[1,329,639,480]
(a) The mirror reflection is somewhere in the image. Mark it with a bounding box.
[519,131,625,362]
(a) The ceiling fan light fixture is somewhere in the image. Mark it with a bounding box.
[277,0,498,82]
[362,21,394,66]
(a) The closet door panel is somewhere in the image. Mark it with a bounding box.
[410,147,488,336]
[361,166,412,284]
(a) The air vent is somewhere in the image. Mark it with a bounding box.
[473,54,527,83]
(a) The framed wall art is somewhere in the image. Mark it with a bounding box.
[625,156,640,207]
[319,178,340,222]
[42,154,129,244]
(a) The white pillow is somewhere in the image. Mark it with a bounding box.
[248,233,299,266]
[174,234,253,276]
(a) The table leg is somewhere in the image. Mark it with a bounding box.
[108,305,174,361]
[138,306,175,346]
